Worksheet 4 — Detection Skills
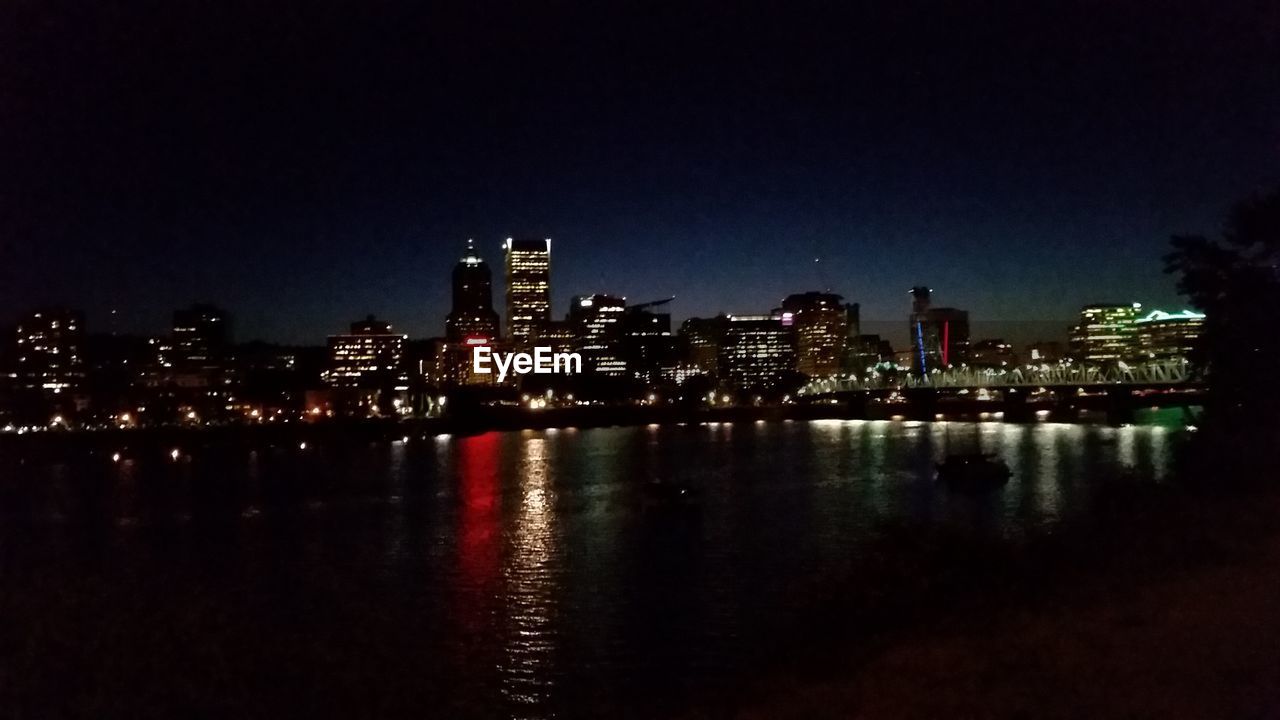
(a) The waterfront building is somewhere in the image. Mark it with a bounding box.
[1069,303,1141,363]
[504,237,551,350]
[324,316,407,389]
[14,308,85,395]
[1135,309,1205,362]
[444,240,501,386]
[719,313,796,390]
[846,334,894,374]
[781,291,849,379]
[533,320,577,356]
[680,315,728,376]
[446,239,500,343]
[908,287,970,375]
[568,294,627,377]
[621,298,678,384]
[170,304,230,369]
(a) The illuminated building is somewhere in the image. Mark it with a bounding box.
[1069,303,1141,363]
[781,292,850,379]
[14,309,85,394]
[533,320,577,355]
[908,287,970,376]
[719,313,795,390]
[446,239,500,342]
[504,237,551,350]
[1135,309,1205,362]
[568,294,627,377]
[171,304,230,368]
[969,339,1018,367]
[444,240,501,386]
[324,316,407,388]
[680,315,728,375]
[846,334,894,374]
[621,298,678,384]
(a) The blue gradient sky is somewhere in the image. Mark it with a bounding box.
[2,1,1276,344]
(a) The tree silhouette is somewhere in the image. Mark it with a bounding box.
[1165,188,1280,429]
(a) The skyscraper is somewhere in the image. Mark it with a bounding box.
[446,239,500,343]
[908,287,970,376]
[568,294,627,377]
[504,238,551,350]
[719,313,796,390]
[443,240,502,386]
[1069,303,1141,363]
[14,308,84,395]
[781,291,849,379]
[171,303,230,369]
[680,316,728,376]
[621,298,678,384]
[1134,308,1204,362]
[324,316,407,389]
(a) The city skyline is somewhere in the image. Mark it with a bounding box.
[0,234,1194,351]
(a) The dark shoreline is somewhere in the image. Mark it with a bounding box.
[0,401,1192,460]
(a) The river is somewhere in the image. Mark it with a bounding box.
[0,418,1183,717]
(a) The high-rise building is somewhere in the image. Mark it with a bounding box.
[908,287,970,375]
[171,303,230,368]
[1135,309,1205,362]
[444,240,502,386]
[781,291,849,379]
[680,316,728,376]
[14,309,85,394]
[1069,303,1141,363]
[504,237,551,349]
[324,316,407,389]
[568,294,627,377]
[719,314,795,390]
[446,239,500,342]
[846,334,894,374]
[621,298,679,384]
[533,320,577,356]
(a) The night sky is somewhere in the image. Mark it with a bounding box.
[2,1,1276,344]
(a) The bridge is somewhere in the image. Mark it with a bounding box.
[797,359,1204,424]
[798,359,1197,395]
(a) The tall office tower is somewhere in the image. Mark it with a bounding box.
[719,313,796,390]
[443,240,502,386]
[324,316,407,389]
[14,308,85,394]
[568,294,628,377]
[1134,308,1205,362]
[621,298,678,384]
[680,315,728,375]
[171,303,230,368]
[446,239,500,342]
[908,287,970,376]
[504,237,552,350]
[1069,303,1141,363]
[781,291,848,379]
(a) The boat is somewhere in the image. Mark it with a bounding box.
[936,453,1011,491]
[641,479,700,509]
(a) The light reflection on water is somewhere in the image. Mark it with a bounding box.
[0,420,1183,717]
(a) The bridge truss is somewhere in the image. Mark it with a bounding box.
[799,359,1197,395]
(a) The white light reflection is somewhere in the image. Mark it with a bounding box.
[499,436,561,713]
